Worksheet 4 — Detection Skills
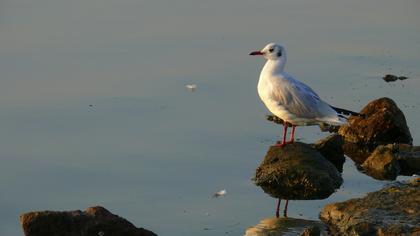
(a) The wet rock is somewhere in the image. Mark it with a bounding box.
[254,143,343,200]
[383,74,399,82]
[300,226,322,236]
[342,142,372,164]
[396,144,420,176]
[312,134,345,172]
[20,206,157,236]
[360,144,420,180]
[361,144,401,180]
[244,217,326,236]
[320,178,420,236]
[383,74,409,82]
[338,97,412,146]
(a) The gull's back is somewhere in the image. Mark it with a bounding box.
[258,66,345,126]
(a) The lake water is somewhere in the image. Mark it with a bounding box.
[1,0,419,235]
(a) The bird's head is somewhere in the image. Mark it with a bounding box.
[249,43,286,61]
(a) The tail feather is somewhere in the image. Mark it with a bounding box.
[331,106,363,117]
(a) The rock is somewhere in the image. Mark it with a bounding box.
[383,74,399,82]
[359,144,420,180]
[383,74,409,82]
[312,134,345,172]
[254,143,343,200]
[320,178,420,236]
[396,144,420,176]
[20,206,157,236]
[244,217,326,236]
[318,123,340,133]
[338,97,412,146]
[361,144,401,180]
[342,142,372,164]
[300,225,322,236]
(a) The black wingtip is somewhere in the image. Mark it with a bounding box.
[331,106,364,118]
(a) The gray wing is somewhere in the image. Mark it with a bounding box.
[270,75,336,119]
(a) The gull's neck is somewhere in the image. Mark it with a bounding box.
[261,58,286,77]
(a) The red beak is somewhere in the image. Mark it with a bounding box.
[249,51,264,56]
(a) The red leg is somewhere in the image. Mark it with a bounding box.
[275,199,281,218]
[287,125,296,144]
[275,123,288,147]
[283,200,289,217]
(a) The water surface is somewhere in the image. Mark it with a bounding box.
[1,0,419,235]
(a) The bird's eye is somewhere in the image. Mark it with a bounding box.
[269,48,274,53]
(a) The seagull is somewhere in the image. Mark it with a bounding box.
[250,43,361,218]
[250,43,361,147]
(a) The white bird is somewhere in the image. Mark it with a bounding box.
[212,189,227,198]
[185,84,197,92]
[250,43,362,218]
[250,42,361,147]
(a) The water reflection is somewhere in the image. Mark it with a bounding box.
[254,143,343,199]
[254,143,343,219]
[244,217,326,236]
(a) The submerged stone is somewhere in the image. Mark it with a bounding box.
[383,74,409,82]
[383,74,399,82]
[254,142,343,200]
[320,178,420,236]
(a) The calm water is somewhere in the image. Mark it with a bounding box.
[1,0,419,235]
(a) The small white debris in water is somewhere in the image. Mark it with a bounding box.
[186,84,197,92]
[212,189,226,198]
[205,212,210,216]
[98,231,105,236]
[413,174,419,177]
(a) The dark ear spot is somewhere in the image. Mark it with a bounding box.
[277,50,282,57]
